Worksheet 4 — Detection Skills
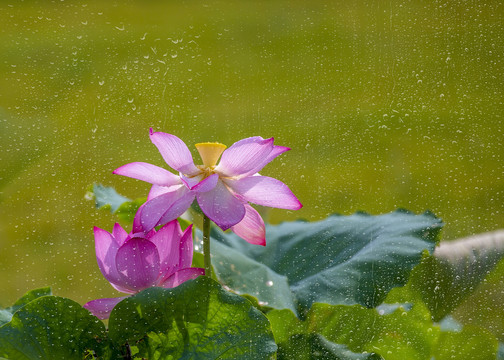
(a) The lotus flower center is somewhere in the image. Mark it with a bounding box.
[195,142,227,176]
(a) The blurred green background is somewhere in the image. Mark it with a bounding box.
[0,0,503,323]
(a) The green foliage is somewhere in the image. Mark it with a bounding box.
[2,205,503,359]
[387,230,504,323]
[89,183,146,223]
[108,276,277,359]
[268,303,498,360]
[210,210,442,314]
[0,296,107,359]
[0,287,52,327]
[90,183,131,213]
[434,326,498,360]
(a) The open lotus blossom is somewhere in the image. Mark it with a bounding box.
[114,129,302,245]
[83,220,204,319]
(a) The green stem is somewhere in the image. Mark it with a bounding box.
[202,214,212,276]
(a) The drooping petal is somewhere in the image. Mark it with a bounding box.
[113,162,182,187]
[148,184,180,201]
[231,204,266,246]
[115,238,161,292]
[156,190,196,230]
[132,203,147,233]
[239,145,290,178]
[178,224,194,269]
[94,227,124,288]
[215,137,274,177]
[132,205,160,236]
[112,223,129,246]
[180,173,219,192]
[149,220,182,279]
[140,186,195,231]
[196,180,246,230]
[225,176,302,210]
[160,267,205,288]
[149,129,199,175]
[83,297,127,320]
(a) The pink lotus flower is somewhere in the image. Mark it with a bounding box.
[114,130,302,245]
[84,220,204,319]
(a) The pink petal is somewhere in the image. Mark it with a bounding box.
[115,238,161,292]
[113,162,182,187]
[215,137,274,177]
[196,180,246,230]
[148,184,182,200]
[178,225,194,269]
[180,173,203,189]
[140,186,195,232]
[225,176,302,210]
[83,297,127,320]
[240,145,290,178]
[231,204,266,246]
[160,267,205,288]
[112,223,129,246]
[156,190,196,229]
[132,203,147,233]
[149,220,182,279]
[149,129,199,175]
[94,227,124,288]
[181,173,219,192]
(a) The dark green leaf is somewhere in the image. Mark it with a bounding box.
[210,239,298,314]
[0,310,12,328]
[0,287,52,327]
[108,276,277,359]
[433,325,498,360]
[211,210,442,313]
[409,229,504,321]
[0,296,107,359]
[269,302,438,360]
[9,287,52,313]
[277,332,384,360]
[115,196,145,223]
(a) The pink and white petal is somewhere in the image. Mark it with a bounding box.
[148,184,182,201]
[93,227,124,287]
[149,220,182,278]
[115,238,161,292]
[160,267,205,288]
[181,173,219,193]
[231,204,266,246]
[240,145,291,178]
[113,162,182,187]
[156,190,196,229]
[178,224,194,269]
[196,181,246,230]
[215,137,274,177]
[140,186,194,232]
[132,203,147,233]
[149,129,199,175]
[180,173,204,189]
[83,297,127,320]
[112,223,129,246]
[225,176,302,210]
[109,282,137,294]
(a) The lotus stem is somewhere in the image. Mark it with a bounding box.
[202,214,212,276]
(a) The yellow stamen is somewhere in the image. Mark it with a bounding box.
[195,142,227,168]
